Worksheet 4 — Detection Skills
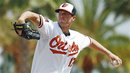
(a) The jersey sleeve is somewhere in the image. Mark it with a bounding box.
[75,32,91,51]
[37,15,54,38]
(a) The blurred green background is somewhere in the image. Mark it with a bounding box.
[0,0,130,73]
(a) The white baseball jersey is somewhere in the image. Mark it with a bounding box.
[31,15,91,73]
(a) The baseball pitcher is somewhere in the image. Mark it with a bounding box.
[13,3,122,73]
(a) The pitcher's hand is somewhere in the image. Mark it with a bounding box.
[109,53,122,67]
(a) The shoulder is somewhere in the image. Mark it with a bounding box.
[70,29,90,39]
[40,15,53,23]
[38,15,55,28]
[70,30,83,36]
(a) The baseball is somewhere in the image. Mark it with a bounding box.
[112,60,119,67]
[113,60,117,65]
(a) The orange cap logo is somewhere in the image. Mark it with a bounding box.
[62,3,68,7]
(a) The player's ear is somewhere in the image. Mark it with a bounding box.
[72,16,76,21]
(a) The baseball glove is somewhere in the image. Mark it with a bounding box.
[13,22,40,40]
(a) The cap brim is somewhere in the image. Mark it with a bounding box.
[55,9,69,13]
[55,9,60,13]
[55,9,73,15]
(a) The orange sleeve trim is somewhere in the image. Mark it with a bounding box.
[38,15,43,28]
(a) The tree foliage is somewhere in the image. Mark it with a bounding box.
[0,0,130,73]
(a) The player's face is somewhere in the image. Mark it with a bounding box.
[58,10,75,28]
